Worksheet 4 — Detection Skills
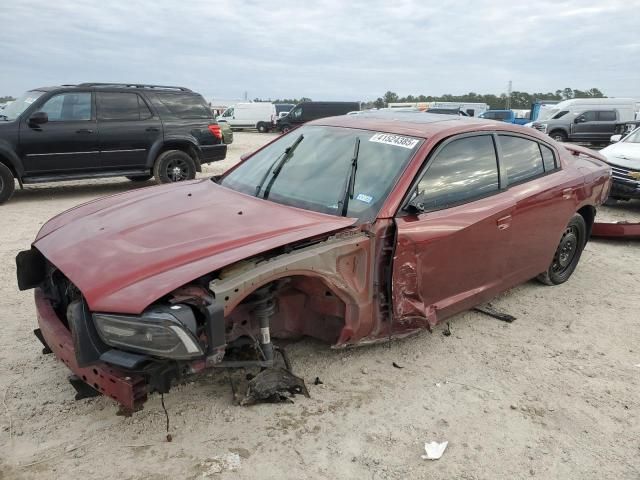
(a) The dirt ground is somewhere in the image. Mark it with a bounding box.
[1,132,639,480]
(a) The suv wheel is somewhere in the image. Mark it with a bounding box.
[550,130,568,142]
[153,150,197,184]
[0,163,16,205]
[126,175,153,182]
[282,125,292,133]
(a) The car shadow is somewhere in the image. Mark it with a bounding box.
[9,179,156,204]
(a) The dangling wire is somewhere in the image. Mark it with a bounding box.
[161,393,172,442]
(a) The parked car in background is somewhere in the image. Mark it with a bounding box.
[276,101,360,132]
[275,103,294,118]
[0,83,226,204]
[16,112,610,410]
[600,127,640,202]
[530,98,636,143]
[217,102,276,133]
[479,110,529,125]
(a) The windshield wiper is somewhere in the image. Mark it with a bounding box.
[337,137,360,217]
[255,134,304,200]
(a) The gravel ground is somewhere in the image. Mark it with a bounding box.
[1,132,639,480]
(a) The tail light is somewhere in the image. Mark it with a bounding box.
[208,124,222,140]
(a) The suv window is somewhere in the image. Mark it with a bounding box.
[499,135,544,185]
[415,135,499,210]
[598,110,616,121]
[148,92,211,119]
[39,93,92,122]
[97,92,150,121]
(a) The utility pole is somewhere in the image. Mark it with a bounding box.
[244,91,248,101]
[506,80,512,110]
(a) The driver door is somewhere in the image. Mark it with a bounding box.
[20,91,99,174]
[391,134,515,331]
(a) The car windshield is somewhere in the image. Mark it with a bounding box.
[0,90,44,121]
[220,125,421,221]
[622,127,640,143]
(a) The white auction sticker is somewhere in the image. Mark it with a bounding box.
[369,133,419,149]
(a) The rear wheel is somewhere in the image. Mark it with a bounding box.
[125,174,153,182]
[0,162,16,205]
[153,150,197,184]
[257,122,269,133]
[550,130,567,142]
[537,214,586,285]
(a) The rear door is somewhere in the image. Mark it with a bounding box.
[496,134,576,282]
[392,134,515,330]
[19,91,99,173]
[96,92,162,169]
[594,110,618,141]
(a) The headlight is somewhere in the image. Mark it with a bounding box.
[93,304,204,360]
[538,123,548,132]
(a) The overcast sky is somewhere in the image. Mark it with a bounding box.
[1,0,639,101]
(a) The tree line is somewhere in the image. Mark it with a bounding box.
[256,87,606,110]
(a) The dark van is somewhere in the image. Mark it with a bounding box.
[276,101,360,132]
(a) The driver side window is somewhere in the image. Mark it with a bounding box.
[414,135,500,211]
[291,107,302,120]
[222,108,234,118]
[39,93,92,122]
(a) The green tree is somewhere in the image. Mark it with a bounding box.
[383,91,399,105]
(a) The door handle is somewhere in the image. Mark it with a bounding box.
[497,215,512,231]
[76,129,94,134]
[562,188,573,199]
[145,127,159,132]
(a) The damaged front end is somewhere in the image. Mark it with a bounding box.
[17,225,387,411]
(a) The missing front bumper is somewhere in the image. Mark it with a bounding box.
[35,288,148,411]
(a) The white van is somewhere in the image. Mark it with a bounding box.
[217,102,276,133]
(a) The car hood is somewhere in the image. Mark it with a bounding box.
[601,142,640,169]
[34,179,357,313]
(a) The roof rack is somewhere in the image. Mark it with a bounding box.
[77,83,192,92]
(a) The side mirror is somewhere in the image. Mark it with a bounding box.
[610,134,622,143]
[404,194,427,214]
[29,111,48,125]
[575,116,585,124]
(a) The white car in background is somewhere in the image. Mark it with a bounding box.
[600,127,640,202]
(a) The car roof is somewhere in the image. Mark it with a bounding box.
[312,111,551,140]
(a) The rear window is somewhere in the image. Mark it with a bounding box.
[598,111,616,121]
[97,92,150,121]
[147,92,212,119]
[499,135,545,185]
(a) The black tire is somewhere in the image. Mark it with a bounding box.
[257,122,268,133]
[0,162,16,205]
[282,125,292,133]
[153,150,197,184]
[125,175,153,182]
[537,213,587,286]
[550,130,568,142]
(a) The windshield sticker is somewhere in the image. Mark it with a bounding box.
[369,133,419,149]
[355,193,373,204]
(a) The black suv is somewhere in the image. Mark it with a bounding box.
[0,83,226,204]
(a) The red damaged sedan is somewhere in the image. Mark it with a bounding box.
[16,112,611,410]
